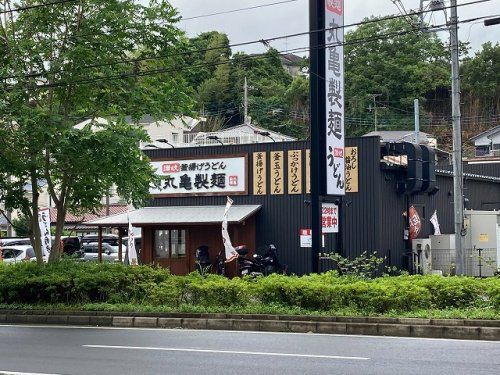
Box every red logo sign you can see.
[229,176,238,186]
[162,163,180,173]
[326,0,343,15]
[334,148,344,158]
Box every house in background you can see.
[49,204,129,236]
[136,116,296,149]
[469,125,500,157]
[279,53,307,77]
[363,130,438,148]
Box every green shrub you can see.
[0,262,498,315]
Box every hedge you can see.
[0,262,498,314]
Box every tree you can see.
[0,0,192,263]
[461,42,500,116]
[344,16,451,134]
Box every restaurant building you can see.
[87,136,500,275]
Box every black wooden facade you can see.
[144,137,500,274]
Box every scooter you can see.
[235,244,284,277]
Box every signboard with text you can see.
[325,0,345,195]
[300,229,325,248]
[322,203,339,233]
[345,146,359,193]
[150,156,248,197]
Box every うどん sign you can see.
[150,155,248,197]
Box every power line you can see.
[0,0,491,82]
[0,0,78,15]
[3,15,493,93]
[180,0,301,21]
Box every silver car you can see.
[81,242,122,262]
[1,245,48,264]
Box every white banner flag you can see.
[38,208,51,256]
[430,210,441,235]
[222,196,238,262]
[127,214,139,266]
[325,0,345,195]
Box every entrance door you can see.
[153,229,189,275]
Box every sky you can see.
[165,0,499,56]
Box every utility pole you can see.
[369,94,382,132]
[450,0,465,275]
[414,99,420,144]
[419,0,464,275]
[244,77,249,124]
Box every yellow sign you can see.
[253,152,267,195]
[345,147,359,193]
[306,149,311,194]
[288,150,302,194]
[270,151,284,195]
[479,233,489,242]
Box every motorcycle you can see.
[235,244,285,277]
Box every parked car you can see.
[61,236,84,259]
[81,242,121,262]
[0,238,31,247]
[81,234,127,260]
[0,245,48,264]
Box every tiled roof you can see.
[49,205,129,224]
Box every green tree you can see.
[461,42,500,115]
[344,16,451,134]
[11,214,32,238]
[0,0,192,263]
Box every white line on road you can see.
[0,372,62,375]
[83,344,370,361]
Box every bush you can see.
[0,261,498,315]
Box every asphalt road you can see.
[0,325,499,375]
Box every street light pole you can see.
[450,0,465,275]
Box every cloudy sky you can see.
[166,0,499,55]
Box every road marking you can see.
[0,372,62,375]
[83,344,370,361]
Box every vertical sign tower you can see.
[325,0,345,195]
[310,0,345,273]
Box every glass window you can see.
[171,230,186,258]
[172,133,179,143]
[155,230,170,259]
[2,250,16,259]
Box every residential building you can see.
[363,130,438,148]
[469,125,500,157]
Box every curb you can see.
[0,311,499,340]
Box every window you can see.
[476,146,490,157]
[172,133,179,143]
[171,230,186,258]
[155,230,170,259]
[154,229,186,259]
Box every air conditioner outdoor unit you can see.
[412,239,432,275]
